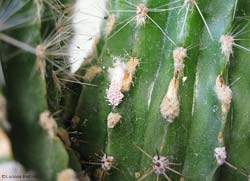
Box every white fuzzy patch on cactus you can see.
[173,47,187,73]
[107,112,121,128]
[101,154,114,171]
[39,111,58,138]
[215,75,232,113]
[160,77,180,123]
[152,155,169,176]
[214,147,227,165]
[220,35,234,60]
[68,0,107,73]
[135,4,148,26]
[106,59,126,106]
[57,168,78,181]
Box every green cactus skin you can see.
[1,1,68,180]
[74,0,250,180]
[220,0,250,180]
[181,0,235,180]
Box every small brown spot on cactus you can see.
[39,111,58,138]
[0,128,12,159]
[220,35,234,60]
[136,4,148,26]
[105,14,116,37]
[160,77,180,123]
[134,172,141,178]
[122,57,139,92]
[101,154,114,171]
[57,168,78,181]
[215,75,232,113]
[217,131,224,144]
[107,112,121,128]
[83,66,102,82]
[173,47,187,74]
[57,128,71,148]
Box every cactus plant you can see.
[75,0,250,180]
[0,0,71,180]
[1,0,250,181]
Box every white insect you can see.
[106,59,126,107]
